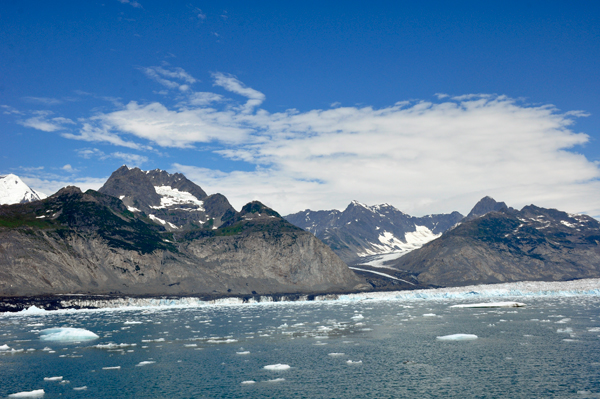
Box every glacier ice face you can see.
[39,328,99,341]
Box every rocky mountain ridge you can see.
[0,168,367,297]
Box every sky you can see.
[1,1,600,217]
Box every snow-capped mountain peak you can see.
[0,174,47,205]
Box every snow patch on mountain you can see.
[358,225,440,267]
[0,174,47,205]
[151,186,205,210]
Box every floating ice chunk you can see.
[351,314,364,320]
[588,327,600,332]
[8,390,45,398]
[207,339,237,344]
[102,366,121,370]
[423,313,436,317]
[124,321,143,325]
[73,386,87,391]
[264,364,290,370]
[346,360,362,364]
[328,353,345,357]
[450,302,525,308]
[17,306,48,315]
[136,361,156,366]
[557,328,573,333]
[184,344,197,347]
[556,318,571,324]
[40,328,99,342]
[43,377,63,382]
[0,344,10,351]
[241,381,256,385]
[436,334,478,341]
[236,351,250,355]
[141,338,165,343]
[93,343,136,349]
[266,378,285,383]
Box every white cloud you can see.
[62,122,144,149]
[56,72,600,217]
[110,152,148,166]
[17,111,75,132]
[62,164,74,172]
[140,66,196,92]
[212,72,265,112]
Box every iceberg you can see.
[436,334,478,341]
[136,361,156,366]
[43,377,63,381]
[450,302,525,308]
[8,390,45,398]
[39,328,99,342]
[264,364,290,370]
[0,344,10,351]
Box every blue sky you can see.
[2,1,600,216]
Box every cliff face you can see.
[0,185,366,297]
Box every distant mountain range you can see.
[285,201,463,265]
[0,174,46,205]
[0,167,366,297]
[286,197,600,289]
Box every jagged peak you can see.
[466,196,508,220]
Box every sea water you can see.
[2,285,600,398]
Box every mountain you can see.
[386,199,600,287]
[0,168,367,297]
[0,174,47,205]
[465,196,512,220]
[98,166,235,231]
[285,200,463,266]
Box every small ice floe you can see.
[266,378,285,383]
[328,353,345,357]
[450,302,525,308]
[0,344,10,351]
[313,341,327,346]
[423,314,436,317]
[124,321,143,325]
[587,327,600,332]
[351,314,364,320]
[136,361,156,367]
[206,339,238,344]
[92,343,136,349]
[43,377,63,382]
[346,360,362,364]
[102,366,121,370]
[556,318,571,324]
[263,364,290,371]
[141,338,165,343]
[557,328,573,333]
[17,306,48,315]
[184,344,197,347]
[236,351,251,355]
[73,386,87,391]
[241,381,256,385]
[436,334,478,341]
[8,389,45,398]
[39,328,99,342]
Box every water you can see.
[2,294,600,398]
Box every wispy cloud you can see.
[212,72,265,112]
[62,122,144,149]
[17,111,75,132]
[140,66,197,92]
[76,147,148,166]
[117,0,142,8]
[22,97,63,105]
